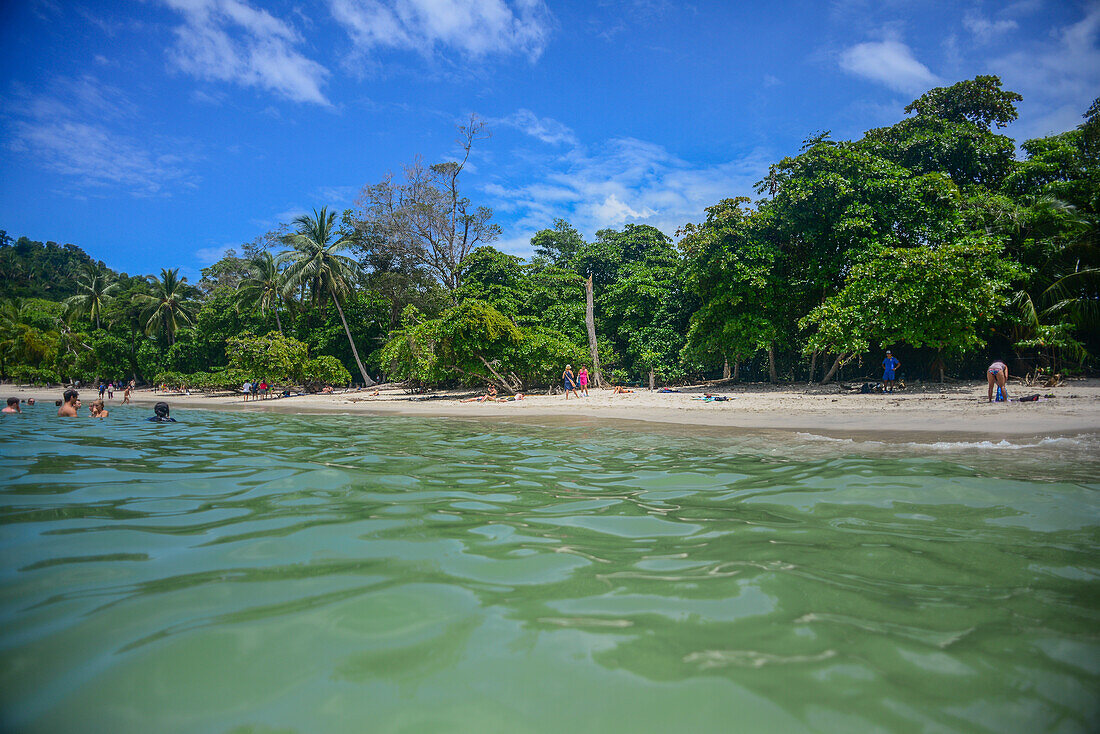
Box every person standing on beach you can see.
[242,381,251,402]
[122,384,132,404]
[987,361,1009,402]
[2,397,21,414]
[562,365,580,399]
[578,367,589,397]
[107,382,114,400]
[98,383,106,400]
[882,351,900,393]
[58,390,80,417]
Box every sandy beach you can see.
[9,378,1100,437]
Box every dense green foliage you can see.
[2,78,1097,389]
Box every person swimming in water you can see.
[147,401,177,422]
[89,399,109,418]
[2,397,21,414]
[58,390,80,417]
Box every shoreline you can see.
[7,379,1100,438]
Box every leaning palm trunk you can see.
[274,307,283,336]
[331,295,375,387]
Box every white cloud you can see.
[162,0,330,105]
[6,76,195,197]
[838,39,940,94]
[329,0,552,62]
[195,245,234,264]
[991,5,1100,141]
[481,136,771,256]
[963,12,1018,42]
[494,109,577,145]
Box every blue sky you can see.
[1,0,1098,278]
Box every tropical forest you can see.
[2,76,1097,393]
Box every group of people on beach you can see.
[241,380,273,401]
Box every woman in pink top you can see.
[986,360,1009,402]
[578,367,589,397]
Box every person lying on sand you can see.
[320,386,334,394]
[461,386,499,403]
[613,386,634,394]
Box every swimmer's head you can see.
[63,389,78,404]
[26,398,35,405]
[153,401,170,418]
[7,397,18,407]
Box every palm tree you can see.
[133,268,197,346]
[236,251,287,334]
[280,207,375,386]
[63,263,119,330]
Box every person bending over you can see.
[147,401,177,422]
[58,390,80,417]
[987,361,1009,403]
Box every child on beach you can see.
[578,368,589,397]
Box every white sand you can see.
[8,379,1100,437]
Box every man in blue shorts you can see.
[882,350,900,393]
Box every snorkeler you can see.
[147,402,177,423]
[57,390,80,417]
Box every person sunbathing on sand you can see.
[461,386,499,403]
[613,386,634,394]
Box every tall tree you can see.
[133,268,197,346]
[353,115,501,293]
[281,207,375,386]
[63,263,119,330]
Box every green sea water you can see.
[1,407,1098,733]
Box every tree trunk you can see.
[274,307,283,336]
[938,348,944,384]
[821,353,844,383]
[733,360,740,381]
[584,275,604,387]
[648,367,655,391]
[768,344,778,383]
[722,356,730,380]
[477,355,521,393]
[809,349,818,384]
[332,295,375,387]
